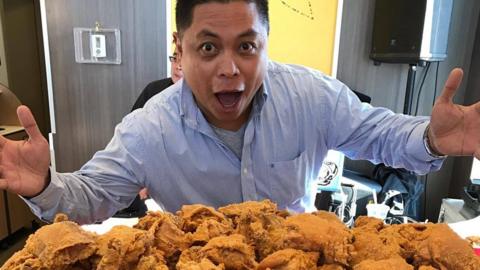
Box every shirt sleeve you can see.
[23,112,147,224]
[323,80,444,175]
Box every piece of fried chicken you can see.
[134,211,191,260]
[177,204,232,233]
[93,225,159,269]
[283,213,354,266]
[215,200,290,261]
[217,200,278,226]
[1,250,45,270]
[177,246,225,270]
[176,204,234,245]
[232,207,289,260]
[135,247,169,270]
[352,258,414,270]
[257,248,319,270]
[188,219,234,245]
[201,234,258,269]
[383,223,480,270]
[353,216,480,269]
[219,201,353,265]
[2,213,101,270]
[317,264,345,270]
[350,216,403,265]
[25,220,97,269]
[177,234,257,270]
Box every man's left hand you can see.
[429,68,480,159]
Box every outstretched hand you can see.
[429,68,480,159]
[0,105,50,197]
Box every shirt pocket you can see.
[267,150,308,208]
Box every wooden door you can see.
[0,191,8,240]
[43,0,168,171]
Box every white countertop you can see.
[0,125,24,136]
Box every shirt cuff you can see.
[423,124,447,159]
[407,121,446,162]
[21,168,64,221]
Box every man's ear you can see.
[173,32,182,57]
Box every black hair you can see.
[175,0,269,37]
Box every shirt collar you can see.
[253,74,270,117]
[179,79,198,128]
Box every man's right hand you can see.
[0,105,51,197]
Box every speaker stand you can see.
[403,64,417,115]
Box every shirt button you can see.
[243,168,248,174]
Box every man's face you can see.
[176,1,268,130]
[171,52,183,83]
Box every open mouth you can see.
[215,92,242,108]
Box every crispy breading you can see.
[283,214,354,266]
[201,234,258,269]
[352,258,413,270]
[24,221,97,269]
[188,219,233,244]
[2,200,479,269]
[257,248,319,270]
[177,204,231,233]
[177,246,225,270]
[134,211,191,259]
[94,225,155,269]
[135,247,169,270]
[0,250,46,270]
[218,200,278,226]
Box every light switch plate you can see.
[73,27,121,64]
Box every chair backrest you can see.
[351,90,372,104]
[0,83,21,125]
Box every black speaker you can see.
[370,0,453,64]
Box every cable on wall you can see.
[414,62,432,116]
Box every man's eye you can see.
[239,42,256,54]
[200,43,217,55]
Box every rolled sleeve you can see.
[329,84,445,175]
[405,121,445,173]
[22,169,65,222]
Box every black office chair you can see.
[352,89,372,103]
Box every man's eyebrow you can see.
[238,29,259,38]
[195,29,260,39]
[196,29,219,39]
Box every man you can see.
[131,49,183,110]
[0,0,479,224]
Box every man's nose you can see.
[218,54,240,78]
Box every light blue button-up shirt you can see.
[26,61,442,224]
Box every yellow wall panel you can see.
[268,0,338,75]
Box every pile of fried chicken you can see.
[2,200,479,269]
